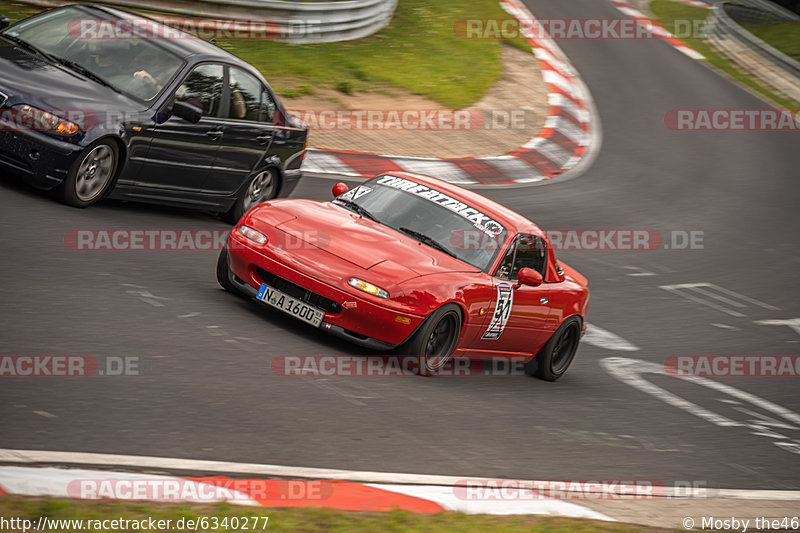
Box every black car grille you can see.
[256,267,341,314]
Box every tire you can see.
[60,139,119,207]
[525,316,582,381]
[223,168,279,224]
[216,246,238,293]
[401,304,462,376]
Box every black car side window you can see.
[228,68,262,121]
[175,64,223,117]
[494,233,547,281]
[260,88,278,123]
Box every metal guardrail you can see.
[705,1,800,104]
[25,0,398,43]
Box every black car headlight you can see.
[10,104,80,135]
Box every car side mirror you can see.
[0,16,11,31]
[517,267,543,288]
[172,101,202,123]
[332,182,349,197]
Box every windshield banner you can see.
[376,175,504,236]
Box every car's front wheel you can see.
[402,303,462,376]
[223,168,279,224]
[525,316,581,381]
[216,247,238,294]
[60,139,119,207]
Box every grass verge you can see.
[649,0,799,109]
[743,20,800,62]
[215,0,529,108]
[0,0,530,109]
[0,495,681,532]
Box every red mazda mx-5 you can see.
[217,172,589,380]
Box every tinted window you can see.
[228,67,261,121]
[175,64,223,117]
[495,233,547,280]
[260,88,277,123]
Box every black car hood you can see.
[0,38,143,114]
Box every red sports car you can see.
[217,172,589,380]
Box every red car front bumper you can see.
[226,233,425,348]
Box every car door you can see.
[137,63,225,191]
[471,233,556,354]
[203,66,279,195]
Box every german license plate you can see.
[256,283,325,327]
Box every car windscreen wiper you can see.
[50,56,121,93]
[334,199,379,222]
[1,33,56,60]
[398,227,459,259]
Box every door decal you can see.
[482,284,513,340]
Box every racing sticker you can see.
[482,284,513,340]
[375,175,504,237]
[337,185,372,202]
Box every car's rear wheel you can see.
[402,304,462,376]
[525,316,581,381]
[216,247,238,293]
[223,168,279,224]
[60,139,118,207]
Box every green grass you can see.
[743,20,800,62]
[0,0,530,109]
[649,0,799,109]
[215,0,530,108]
[0,495,680,532]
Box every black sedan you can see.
[0,4,308,221]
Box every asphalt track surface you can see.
[1,0,798,490]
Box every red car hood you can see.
[249,200,479,283]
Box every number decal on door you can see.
[482,284,513,340]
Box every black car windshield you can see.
[4,7,183,102]
[333,175,508,271]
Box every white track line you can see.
[1,449,798,500]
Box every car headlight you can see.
[348,277,389,299]
[11,105,80,135]
[237,225,268,244]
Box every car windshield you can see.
[4,7,184,102]
[333,175,508,271]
